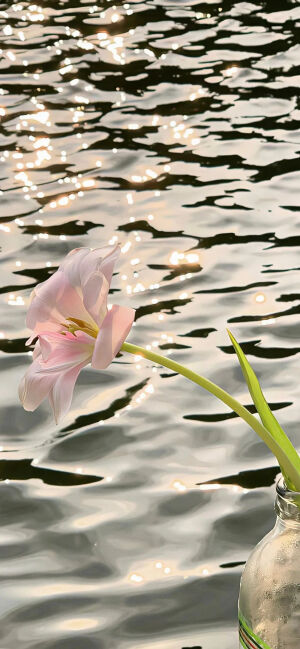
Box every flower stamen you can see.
[64,317,99,338]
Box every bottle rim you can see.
[276,474,300,499]
[276,474,300,522]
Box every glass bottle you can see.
[238,476,300,649]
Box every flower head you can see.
[19,245,135,423]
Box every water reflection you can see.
[0,0,299,648]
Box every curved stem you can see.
[121,342,300,491]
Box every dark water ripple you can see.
[0,0,299,647]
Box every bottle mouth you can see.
[276,475,300,522]
[276,475,300,499]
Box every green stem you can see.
[121,342,300,492]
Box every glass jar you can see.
[238,476,300,649]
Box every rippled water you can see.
[0,1,300,647]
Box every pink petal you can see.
[37,335,52,361]
[19,358,56,412]
[38,330,94,368]
[56,248,91,292]
[49,360,88,424]
[32,339,42,359]
[27,270,94,336]
[19,330,93,419]
[81,271,109,327]
[92,304,135,370]
[60,245,120,326]
[100,244,121,285]
[80,244,120,287]
[61,245,120,288]
[27,245,121,339]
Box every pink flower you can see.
[19,245,135,423]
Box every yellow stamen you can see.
[64,317,99,339]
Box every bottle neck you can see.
[275,476,300,527]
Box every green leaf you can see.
[123,341,300,491]
[227,329,300,490]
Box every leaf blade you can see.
[227,329,300,490]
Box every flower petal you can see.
[81,271,109,327]
[19,359,56,412]
[61,244,120,289]
[49,360,88,424]
[82,244,120,287]
[32,339,42,359]
[26,246,121,338]
[27,270,94,336]
[58,247,91,286]
[19,330,94,416]
[60,245,120,326]
[92,304,135,370]
[38,330,94,367]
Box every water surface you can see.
[0,1,299,647]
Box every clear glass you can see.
[238,477,300,649]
